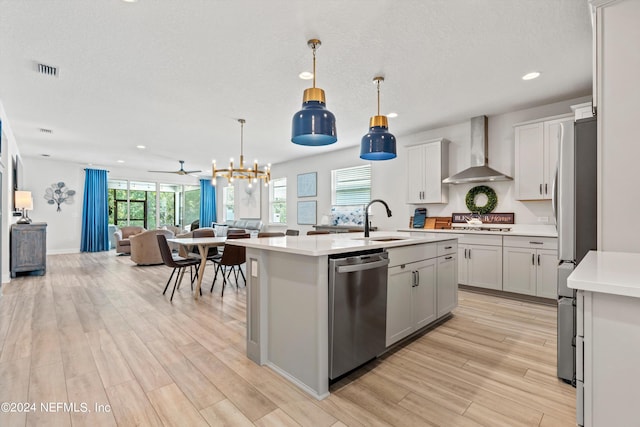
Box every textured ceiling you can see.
[0,0,593,176]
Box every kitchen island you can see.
[227,231,458,399]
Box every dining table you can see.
[166,236,227,299]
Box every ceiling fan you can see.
[148,160,202,175]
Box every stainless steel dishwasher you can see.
[328,249,389,380]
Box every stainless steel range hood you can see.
[442,115,513,184]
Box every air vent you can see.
[36,63,58,77]
[39,128,53,134]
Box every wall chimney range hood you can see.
[442,115,513,184]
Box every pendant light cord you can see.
[377,79,381,116]
[312,44,317,89]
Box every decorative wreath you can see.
[465,185,498,215]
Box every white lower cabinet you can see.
[458,235,503,290]
[437,253,457,318]
[502,236,557,298]
[386,241,457,347]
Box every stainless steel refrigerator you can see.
[554,116,597,384]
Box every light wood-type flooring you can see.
[0,252,575,426]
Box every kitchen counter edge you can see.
[397,226,557,238]
[225,232,456,257]
[568,250,640,299]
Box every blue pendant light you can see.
[292,39,337,146]
[360,76,396,160]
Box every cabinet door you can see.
[386,264,414,346]
[458,245,468,285]
[437,254,457,318]
[544,117,572,199]
[503,247,536,295]
[536,249,558,298]
[467,245,503,290]
[515,122,544,200]
[413,258,437,330]
[423,141,447,203]
[406,145,424,203]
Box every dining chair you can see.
[307,230,330,235]
[210,233,250,296]
[285,229,300,236]
[190,228,220,261]
[157,234,202,301]
[257,232,285,238]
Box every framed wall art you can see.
[237,180,261,219]
[297,172,317,198]
[297,200,317,225]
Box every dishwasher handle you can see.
[336,258,389,274]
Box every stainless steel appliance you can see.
[554,116,597,384]
[328,249,389,380]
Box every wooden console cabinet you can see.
[10,222,47,278]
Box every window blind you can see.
[333,165,371,206]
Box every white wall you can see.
[266,95,590,233]
[21,157,85,254]
[1,101,21,284]
[597,0,640,252]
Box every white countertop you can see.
[397,224,557,238]
[568,251,640,298]
[226,231,456,256]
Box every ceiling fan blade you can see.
[148,170,180,174]
[183,170,202,174]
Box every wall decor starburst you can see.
[44,182,76,212]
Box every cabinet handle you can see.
[538,254,541,266]
[411,271,417,287]
[545,183,548,194]
[532,254,535,265]
[445,256,453,260]
[445,246,452,249]
[415,270,420,286]
[468,249,471,259]
[539,184,543,195]
[529,241,543,245]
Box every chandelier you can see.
[212,119,270,186]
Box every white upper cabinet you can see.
[406,139,449,204]
[514,114,573,200]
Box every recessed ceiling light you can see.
[122,0,138,3]
[117,160,125,163]
[387,112,398,118]
[136,145,146,149]
[298,71,313,80]
[522,72,541,80]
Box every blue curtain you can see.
[199,178,217,228]
[80,169,109,252]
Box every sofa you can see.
[114,226,146,254]
[220,219,263,236]
[130,229,175,265]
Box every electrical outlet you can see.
[537,216,549,223]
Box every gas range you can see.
[450,225,512,232]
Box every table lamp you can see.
[15,190,33,224]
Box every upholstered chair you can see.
[114,226,146,254]
[130,229,175,265]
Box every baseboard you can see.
[47,248,81,255]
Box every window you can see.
[182,184,200,225]
[108,180,200,228]
[269,177,287,224]
[331,165,371,206]
[222,185,235,221]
